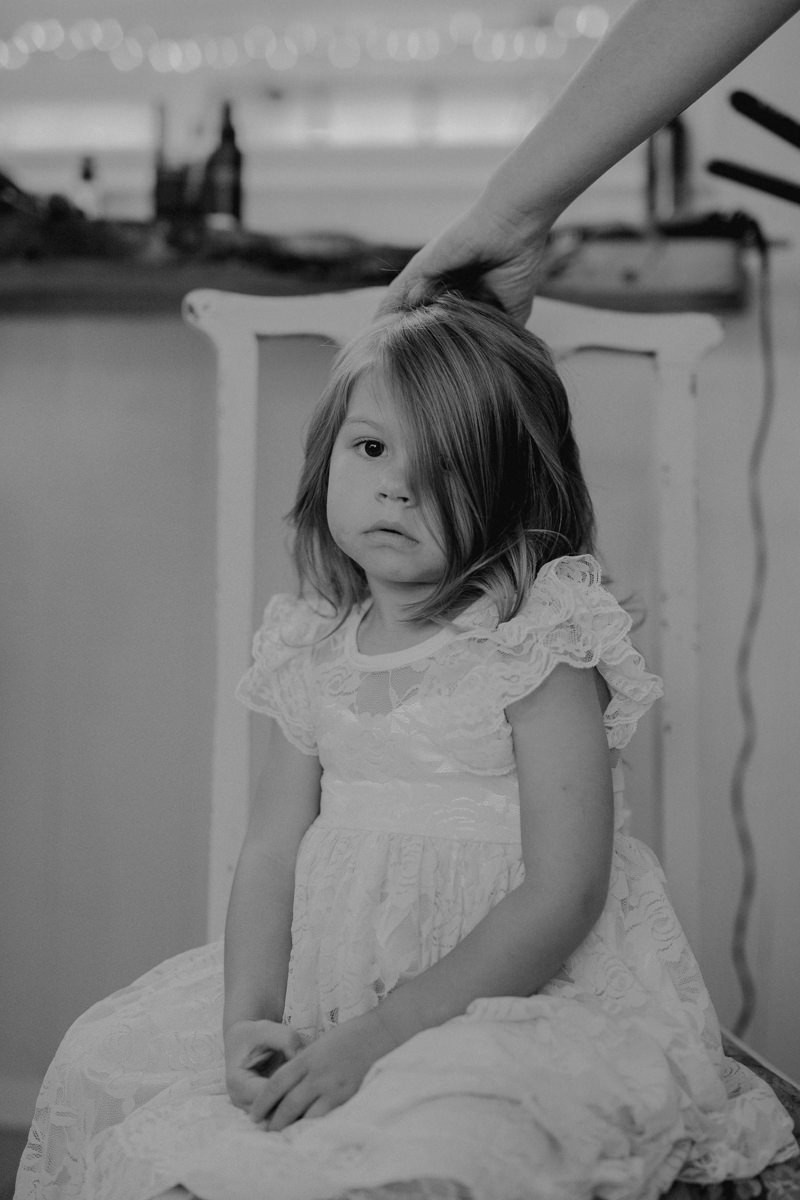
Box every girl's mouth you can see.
[365,524,416,542]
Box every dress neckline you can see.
[345,606,456,671]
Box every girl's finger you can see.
[266,1080,319,1132]
[249,1059,306,1125]
[229,1074,264,1110]
[300,1097,333,1122]
[285,1028,305,1058]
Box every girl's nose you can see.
[377,480,412,504]
[377,465,413,504]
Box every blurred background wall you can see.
[1,0,799,1128]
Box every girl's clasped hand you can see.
[244,1011,396,1130]
[223,1018,303,1111]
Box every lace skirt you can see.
[15,833,797,1200]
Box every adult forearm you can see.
[484,0,800,229]
[223,842,295,1032]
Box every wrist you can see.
[363,1005,402,1056]
[223,1001,282,1037]
[223,1017,257,1048]
[479,160,563,243]
[372,989,433,1050]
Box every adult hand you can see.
[381,198,550,326]
[249,1009,397,1131]
[224,1019,304,1111]
[381,0,800,326]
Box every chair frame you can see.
[183,286,723,946]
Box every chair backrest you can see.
[183,286,722,945]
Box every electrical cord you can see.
[727,214,773,1038]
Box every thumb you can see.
[283,1027,305,1059]
[250,1022,304,1061]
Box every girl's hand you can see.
[249,1010,397,1131]
[224,1019,304,1111]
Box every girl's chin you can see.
[362,572,441,598]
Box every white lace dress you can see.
[17,556,796,1200]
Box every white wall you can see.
[0,317,216,1123]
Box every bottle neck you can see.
[220,105,237,144]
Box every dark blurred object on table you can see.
[0,163,768,313]
[0,165,418,286]
[536,210,766,312]
[707,90,800,209]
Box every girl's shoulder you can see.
[234,594,346,751]
[511,553,628,641]
[454,554,620,642]
[451,555,663,750]
[249,593,342,666]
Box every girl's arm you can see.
[252,662,613,1128]
[223,717,321,1108]
[384,0,800,322]
[374,662,614,1035]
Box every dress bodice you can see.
[236,554,664,773]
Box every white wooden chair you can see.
[182,286,723,950]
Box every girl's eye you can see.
[357,439,385,459]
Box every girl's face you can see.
[326,375,447,603]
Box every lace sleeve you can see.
[471,556,663,750]
[235,594,334,755]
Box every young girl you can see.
[17,292,796,1200]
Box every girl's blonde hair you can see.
[291,289,595,625]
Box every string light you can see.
[576,6,610,38]
[0,7,610,73]
[95,20,124,53]
[0,39,28,69]
[409,29,441,62]
[12,22,46,52]
[69,19,104,51]
[473,29,522,63]
[109,37,144,72]
[513,28,549,59]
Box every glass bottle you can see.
[203,101,243,231]
[75,155,100,219]
[645,116,689,227]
